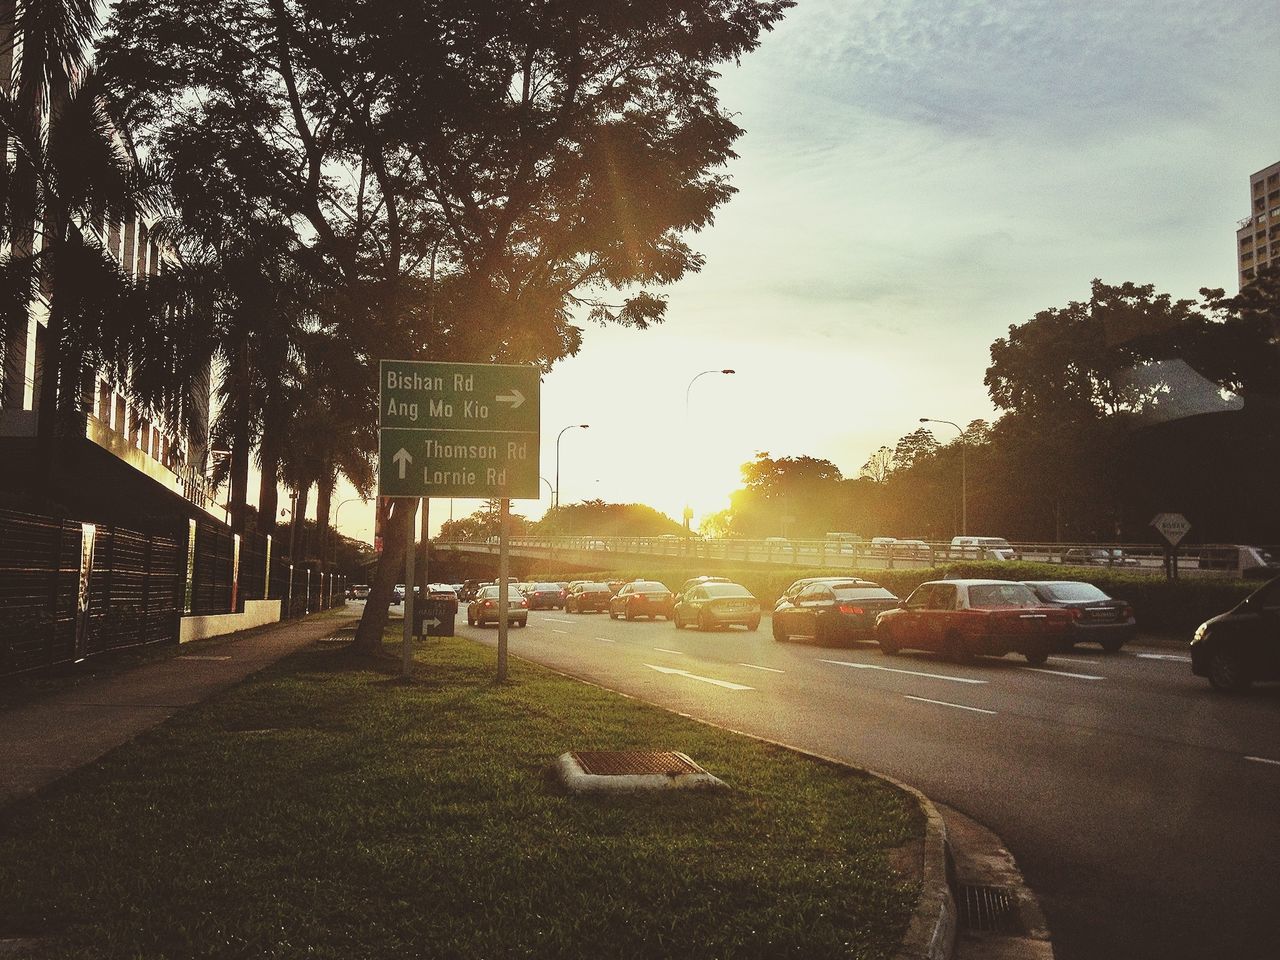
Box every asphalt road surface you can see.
[440,606,1280,960]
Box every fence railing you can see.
[433,535,1276,579]
[1,507,348,678]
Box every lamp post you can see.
[540,476,555,500]
[554,424,589,508]
[920,417,966,536]
[684,369,735,535]
[331,496,365,568]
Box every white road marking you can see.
[541,617,573,624]
[177,655,232,661]
[819,659,987,685]
[1049,656,1100,665]
[553,629,569,635]
[653,647,686,655]
[1020,667,1106,681]
[738,663,785,674]
[1245,756,1280,767]
[904,695,996,715]
[644,664,754,691]
[594,637,616,643]
[1136,653,1191,663]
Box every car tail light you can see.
[1121,605,1134,619]
[1070,608,1083,620]
[483,600,493,608]
[838,605,864,615]
[520,599,528,608]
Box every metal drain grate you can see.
[956,883,1019,933]
[570,750,705,777]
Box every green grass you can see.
[0,634,922,960]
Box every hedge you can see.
[525,561,1261,635]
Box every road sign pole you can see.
[402,503,415,678]
[497,497,510,682]
[418,496,430,601]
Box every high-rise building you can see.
[1235,160,1280,289]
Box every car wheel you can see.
[625,606,635,621]
[746,618,759,632]
[772,619,787,642]
[1100,637,1125,654]
[673,612,685,629]
[699,611,713,632]
[877,631,899,656]
[466,615,474,627]
[516,619,526,628]
[1208,651,1251,693]
[1024,650,1049,666]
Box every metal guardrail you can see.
[433,536,1277,578]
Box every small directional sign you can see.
[1150,512,1191,547]
[379,360,540,499]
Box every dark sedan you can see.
[609,581,674,621]
[525,582,566,610]
[1191,576,1280,692]
[565,582,612,614]
[774,576,874,611]
[773,581,899,644]
[674,582,761,631]
[1023,580,1136,653]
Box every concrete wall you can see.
[179,599,282,644]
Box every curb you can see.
[505,653,957,960]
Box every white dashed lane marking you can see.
[594,637,615,643]
[1136,653,1192,663]
[553,629,569,635]
[1020,667,1106,681]
[738,663,785,674]
[904,695,996,715]
[819,659,987,685]
[653,647,686,655]
[1245,756,1280,767]
[644,664,754,691]
[541,618,573,624]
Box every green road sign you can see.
[378,361,541,499]
[380,360,540,432]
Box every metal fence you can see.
[1,507,348,678]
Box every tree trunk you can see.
[257,420,280,538]
[315,472,335,569]
[228,341,251,534]
[292,481,311,560]
[353,497,417,654]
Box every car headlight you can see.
[1193,622,1208,642]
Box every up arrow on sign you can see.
[1150,512,1191,547]
[392,447,413,479]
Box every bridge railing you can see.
[433,536,1276,578]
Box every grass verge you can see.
[0,633,922,960]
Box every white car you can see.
[950,537,1016,561]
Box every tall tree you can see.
[102,0,793,656]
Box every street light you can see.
[920,417,966,536]
[331,496,366,567]
[555,424,590,508]
[684,369,735,534]
[540,476,555,500]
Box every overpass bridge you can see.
[430,536,1252,578]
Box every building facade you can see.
[1236,160,1280,289]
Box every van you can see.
[1198,545,1280,580]
[950,536,1016,561]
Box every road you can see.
[436,605,1280,960]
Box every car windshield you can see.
[1037,582,1109,602]
[968,583,1039,608]
[580,583,608,591]
[833,586,897,600]
[633,582,668,592]
[534,583,560,591]
[704,583,751,598]
[477,587,499,599]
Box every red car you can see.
[874,579,1073,665]
[609,581,675,621]
[565,582,612,614]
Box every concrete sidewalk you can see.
[0,612,357,811]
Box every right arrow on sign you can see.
[495,388,525,409]
[393,447,413,479]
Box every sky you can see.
[330,0,1280,545]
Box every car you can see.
[525,582,567,610]
[1062,548,1138,567]
[606,580,626,596]
[459,579,487,602]
[949,537,1016,561]
[426,583,459,615]
[350,584,371,600]
[392,584,406,604]
[775,576,874,611]
[1198,545,1280,580]
[465,585,528,627]
[609,581,675,621]
[1191,576,1280,692]
[773,581,900,644]
[565,581,612,613]
[675,576,731,600]
[1022,580,1136,652]
[874,579,1074,665]
[674,581,761,631]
